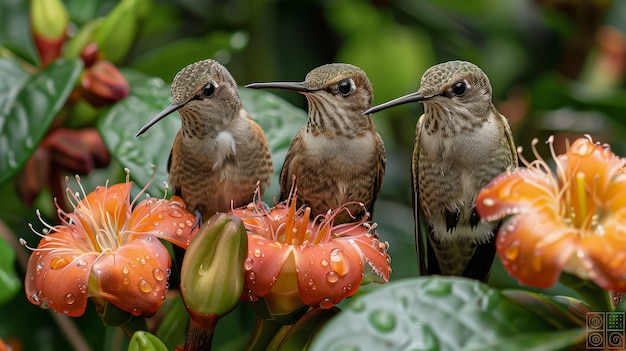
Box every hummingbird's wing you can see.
[412,115,431,277]
[499,110,519,167]
[278,128,305,202]
[167,130,183,198]
[367,133,386,218]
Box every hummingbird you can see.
[246,63,386,223]
[364,60,517,282]
[135,59,273,226]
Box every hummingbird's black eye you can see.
[337,79,353,97]
[452,81,467,97]
[202,82,216,97]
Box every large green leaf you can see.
[98,68,173,198]
[0,236,20,304]
[99,68,305,201]
[0,58,83,186]
[309,277,585,351]
[0,58,30,117]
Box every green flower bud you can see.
[30,0,68,40]
[95,0,139,63]
[30,0,69,67]
[63,19,102,59]
[181,213,248,322]
[128,331,168,351]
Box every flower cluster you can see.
[477,136,626,291]
[231,188,392,315]
[23,169,198,317]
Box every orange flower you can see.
[231,189,391,314]
[476,136,626,290]
[23,169,198,317]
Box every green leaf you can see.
[0,0,38,65]
[0,58,30,115]
[100,69,305,202]
[309,277,584,351]
[502,290,586,329]
[98,68,173,198]
[155,295,188,350]
[0,58,83,186]
[128,331,168,351]
[0,236,20,304]
[129,31,247,82]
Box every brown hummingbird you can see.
[246,63,386,223]
[135,59,273,226]
[365,60,517,282]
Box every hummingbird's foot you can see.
[445,209,460,233]
[192,208,203,230]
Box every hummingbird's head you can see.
[418,60,493,118]
[135,59,242,137]
[246,63,374,136]
[363,60,494,119]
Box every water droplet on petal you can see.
[175,228,184,236]
[169,210,183,218]
[138,279,152,293]
[326,271,339,283]
[123,277,130,285]
[505,241,521,261]
[122,266,129,275]
[369,309,396,332]
[320,258,329,267]
[185,219,194,227]
[254,249,261,258]
[36,262,44,272]
[40,299,50,309]
[153,268,165,281]
[248,271,256,281]
[166,269,172,277]
[157,214,164,220]
[319,298,334,309]
[329,248,350,276]
[64,293,75,305]
[50,256,68,269]
[244,258,254,271]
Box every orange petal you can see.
[496,211,578,289]
[476,168,558,222]
[24,227,97,317]
[127,196,198,248]
[245,234,292,298]
[294,240,364,308]
[92,236,170,317]
[345,232,392,284]
[559,138,626,200]
[603,176,626,212]
[579,213,626,291]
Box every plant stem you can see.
[184,313,218,351]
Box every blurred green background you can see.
[2,0,626,349]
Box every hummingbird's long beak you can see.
[245,81,314,93]
[135,102,184,137]
[363,92,426,115]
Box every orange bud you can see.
[80,61,129,107]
